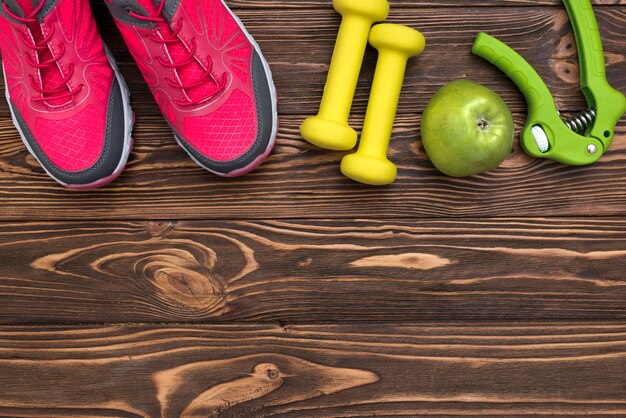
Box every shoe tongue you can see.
[16,0,36,13]
[37,46,71,106]
[138,0,219,105]
[169,42,218,105]
[28,2,72,105]
[133,0,161,15]
[4,0,69,105]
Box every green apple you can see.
[421,80,514,177]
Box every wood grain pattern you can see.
[0,5,624,220]
[0,323,625,417]
[2,218,626,323]
[1,1,625,414]
[1,115,624,220]
[90,5,626,116]
[228,0,626,7]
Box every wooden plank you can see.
[0,6,619,119]
[1,115,625,220]
[85,5,625,116]
[1,219,626,324]
[227,0,626,7]
[0,323,625,416]
[0,6,624,220]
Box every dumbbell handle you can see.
[358,51,409,156]
[318,16,376,122]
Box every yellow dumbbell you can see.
[341,24,425,185]
[300,0,389,151]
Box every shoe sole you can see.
[172,0,279,178]
[3,44,134,190]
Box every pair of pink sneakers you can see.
[0,0,278,189]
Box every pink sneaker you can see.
[105,0,278,177]
[0,0,133,189]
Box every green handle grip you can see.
[564,0,626,150]
[471,32,557,120]
[563,0,605,90]
[471,1,626,166]
[472,32,604,165]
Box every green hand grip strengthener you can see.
[471,0,626,166]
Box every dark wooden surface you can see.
[1,323,626,417]
[1,0,625,416]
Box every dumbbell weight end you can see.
[300,117,358,151]
[301,0,389,151]
[341,24,425,185]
